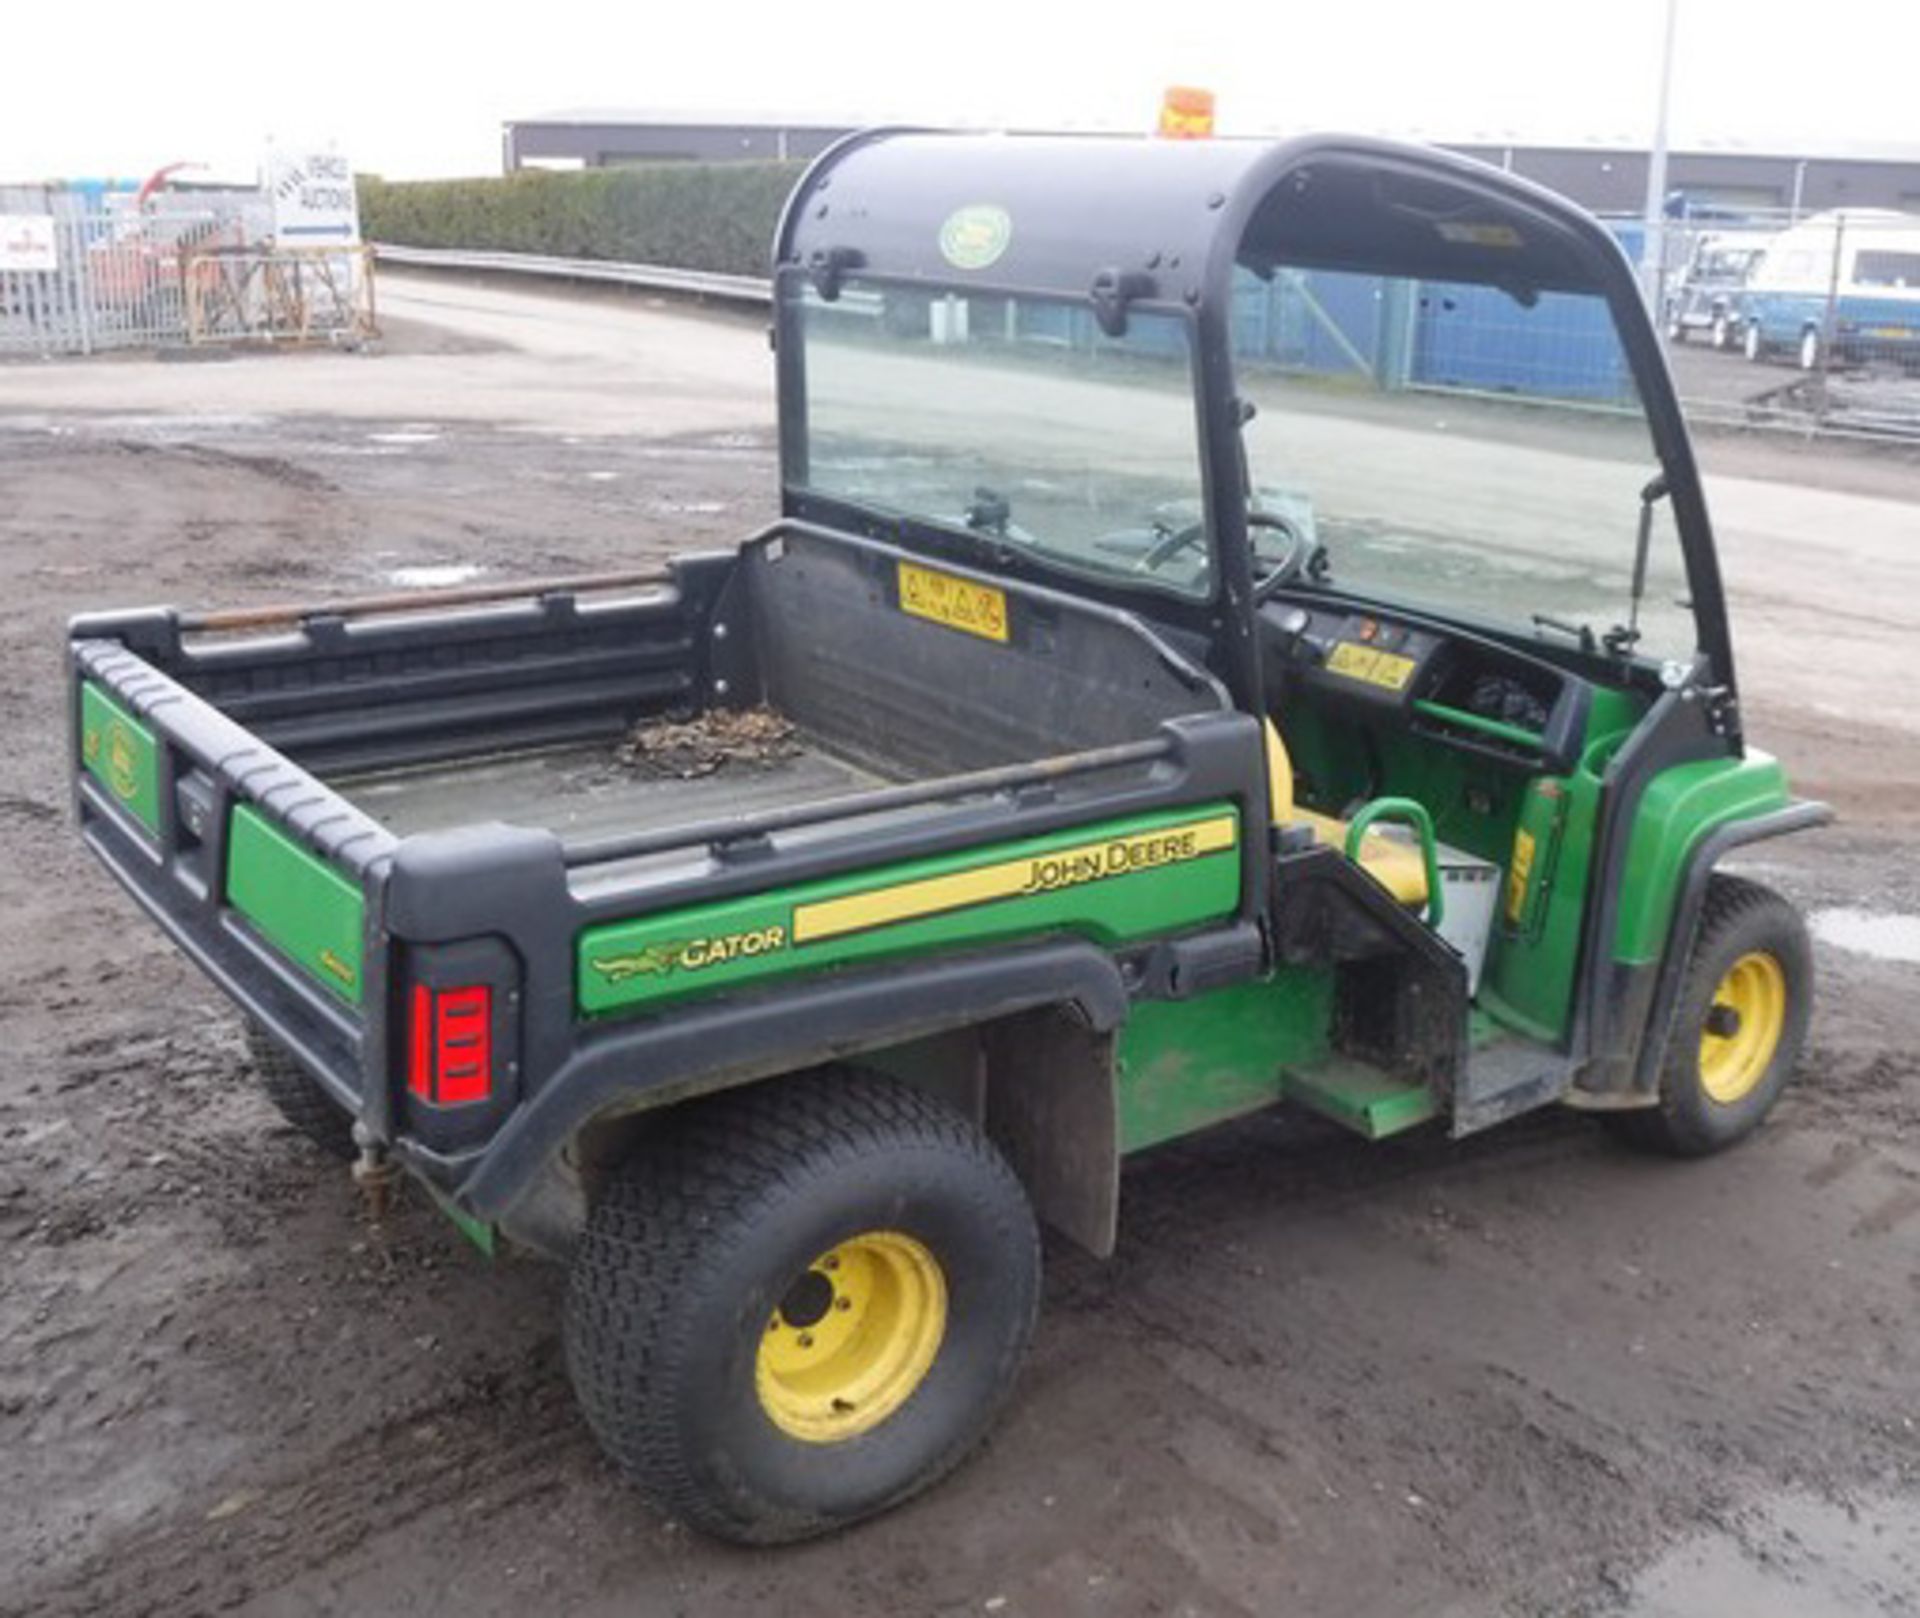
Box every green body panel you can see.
[1116,969,1333,1152]
[1581,685,1647,741]
[1476,734,1613,1043]
[1282,1056,1442,1139]
[1454,687,1641,1043]
[79,683,161,835]
[1611,748,1790,964]
[579,803,1242,1017]
[1462,688,1644,1043]
[226,806,367,1005]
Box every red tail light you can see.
[408,982,493,1105]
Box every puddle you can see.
[1627,1491,1920,1617]
[652,499,725,515]
[366,430,441,446]
[585,470,621,482]
[1810,907,1920,965]
[384,565,483,589]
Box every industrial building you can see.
[502,110,1920,218]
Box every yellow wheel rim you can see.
[755,1230,947,1443]
[1698,950,1787,1104]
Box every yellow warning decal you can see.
[1326,641,1417,691]
[1436,221,1525,249]
[1506,828,1537,925]
[897,561,1009,643]
[793,814,1237,944]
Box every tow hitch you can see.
[350,1125,399,1223]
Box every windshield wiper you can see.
[964,486,1013,538]
[1533,613,1598,654]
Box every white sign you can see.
[268,150,360,245]
[0,215,58,272]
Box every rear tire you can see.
[1607,875,1812,1157]
[565,1069,1040,1544]
[1744,321,1767,362]
[1710,313,1732,350]
[245,1022,355,1160]
[1799,327,1822,372]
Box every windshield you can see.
[1234,264,1694,657]
[791,280,1213,598]
[1694,247,1758,281]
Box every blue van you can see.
[1740,210,1920,370]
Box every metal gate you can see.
[0,189,260,357]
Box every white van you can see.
[1739,209,1920,370]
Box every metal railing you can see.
[372,243,772,305]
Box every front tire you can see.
[1710,313,1732,350]
[1744,321,1768,363]
[1608,875,1812,1157]
[565,1069,1041,1544]
[1799,327,1822,372]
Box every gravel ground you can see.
[1,282,1916,1617]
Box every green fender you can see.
[1611,748,1792,966]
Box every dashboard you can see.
[1257,599,1592,772]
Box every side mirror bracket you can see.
[1089,268,1158,338]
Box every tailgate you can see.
[71,637,398,1118]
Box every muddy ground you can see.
[2,287,1917,1616]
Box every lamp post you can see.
[1641,0,1680,310]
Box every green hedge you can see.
[359,162,804,278]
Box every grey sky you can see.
[7,0,1917,183]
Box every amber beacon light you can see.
[1157,86,1216,139]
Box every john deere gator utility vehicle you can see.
[69,130,1828,1542]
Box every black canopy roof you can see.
[777,131,1633,306]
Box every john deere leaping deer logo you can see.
[591,925,788,983]
[938,204,1012,271]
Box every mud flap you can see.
[982,1009,1119,1258]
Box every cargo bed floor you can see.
[334,737,893,846]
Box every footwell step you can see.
[1283,1056,1441,1140]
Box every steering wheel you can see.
[1250,512,1314,600]
[1134,510,1311,593]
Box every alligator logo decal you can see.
[590,925,789,983]
[591,941,688,982]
